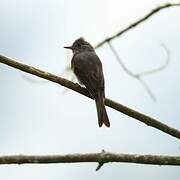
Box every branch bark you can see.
[0,54,180,139]
[0,152,179,168]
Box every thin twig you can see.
[107,41,157,101]
[0,54,180,139]
[0,152,179,167]
[94,3,180,49]
[137,77,156,102]
[94,3,178,100]
[107,42,170,102]
[107,42,134,76]
[137,44,170,76]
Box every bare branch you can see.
[107,41,157,102]
[0,54,180,139]
[94,3,180,49]
[137,77,156,102]
[107,42,171,102]
[107,42,134,76]
[137,44,170,76]
[0,152,179,167]
[94,3,177,101]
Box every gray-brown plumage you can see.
[64,38,110,127]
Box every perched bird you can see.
[64,38,110,127]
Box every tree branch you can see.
[0,54,180,139]
[107,43,170,102]
[107,41,157,101]
[94,3,180,49]
[0,152,179,168]
[137,44,170,76]
[94,3,178,101]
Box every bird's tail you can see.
[95,92,110,127]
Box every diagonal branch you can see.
[94,3,180,49]
[0,54,180,139]
[0,152,179,167]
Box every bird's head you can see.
[64,38,94,54]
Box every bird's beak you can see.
[64,46,73,50]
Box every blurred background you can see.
[0,0,180,179]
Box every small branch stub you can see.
[96,150,106,171]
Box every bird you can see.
[64,38,110,127]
